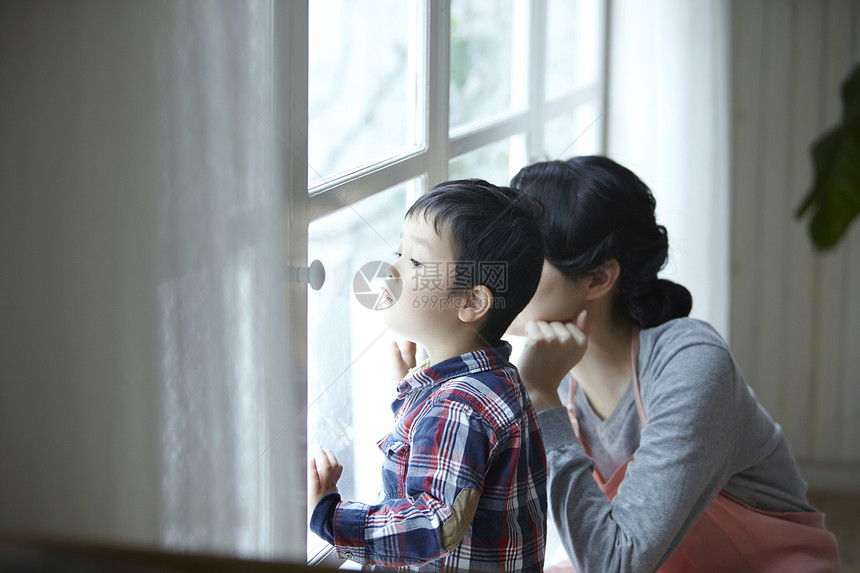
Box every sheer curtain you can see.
[606,0,730,337]
[0,0,302,561]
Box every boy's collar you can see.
[396,342,513,397]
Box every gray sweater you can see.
[538,318,813,572]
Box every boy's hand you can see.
[391,339,418,380]
[308,445,343,510]
[518,310,588,411]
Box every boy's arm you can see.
[328,398,493,568]
[309,492,339,544]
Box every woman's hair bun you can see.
[623,278,692,328]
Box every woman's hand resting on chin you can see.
[518,310,588,411]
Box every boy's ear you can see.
[458,285,493,324]
[584,259,621,300]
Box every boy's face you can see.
[383,214,469,349]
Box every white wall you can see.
[730,0,860,492]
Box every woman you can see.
[508,156,839,572]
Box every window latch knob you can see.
[291,259,325,291]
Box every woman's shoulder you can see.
[640,317,728,355]
[637,317,739,395]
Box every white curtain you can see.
[606,0,731,338]
[0,0,302,561]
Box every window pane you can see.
[544,102,602,160]
[450,0,526,130]
[448,136,526,186]
[308,180,420,511]
[309,0,423,188]
[545,0,602,99]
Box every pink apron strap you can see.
[566,376,583,444]
[631,327,647,425]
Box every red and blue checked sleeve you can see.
[329,397,496,568]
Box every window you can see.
[303,0,606,566]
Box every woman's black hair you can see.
[510,155,692,328]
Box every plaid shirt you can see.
[314,343,547,571]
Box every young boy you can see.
[308,179,548,572]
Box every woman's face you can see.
[507,260,588,336]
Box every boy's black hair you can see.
[405,179,545,346]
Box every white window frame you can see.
[306,0,608,221]
[284,0,609,563]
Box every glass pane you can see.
[450,0,526,130]
[448,136,526,186]
[545,0,602,99]
[544,102,602,160]
[308,180,421,515]
[309,0,423,188]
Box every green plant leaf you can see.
[796,63,860,251]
